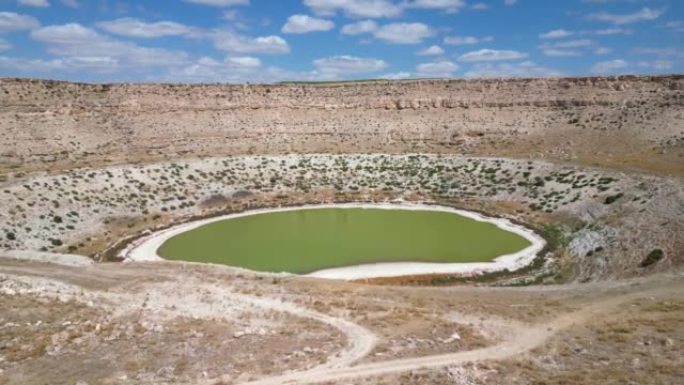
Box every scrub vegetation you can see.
[0,153,678,280]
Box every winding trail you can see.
[0,257,377,380]
[1,257,679,385]
[235,286,671,385]
[220,292,378,371]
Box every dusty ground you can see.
[0,258,681,385]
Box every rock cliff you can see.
[1,76,682,174]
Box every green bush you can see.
[604,193,624,205]
[640,249,664,268]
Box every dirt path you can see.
[1,258,680,385]
[212,292,378,374]
[236,284,677,385]
[0,258,377,379]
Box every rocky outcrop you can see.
[1,76,682,173]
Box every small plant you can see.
[640,249,664,268]
[540,225,567,251]
[604,193,624,205]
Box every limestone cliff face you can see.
[1,76,682,171]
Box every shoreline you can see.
[120,202,546,280]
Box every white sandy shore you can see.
[121,203,546,280]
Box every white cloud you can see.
[0,56,120,73]
[60,0,79,7]
[97,18,202,38]
[404,0,466,13]
[0,38,12,51]
[417,45,444,55]
[443,35,493,45]
[164,55,311,83]
[415,60,459,77]
[592,27,630,35]
[0,12,40,33]
[470,3,489,11]
[582,0,641,2]
[380,71,411,79]
[637,60,673,70]
[282,14,334,34]
[342,21,433,45]
[594,47,612,55]
[542,49,583,57]
[30,23,188,69]
[665,21,684,33]
[18,0,49,7]
[183,0,249,6]
[341,20,378,35]
[226,56,261,67]
[590,59,628,74]
[374,22,433,44]
[539,39,593,57]
[588,7,664,25]
[458,49,527,62]
[539,29,574,39]
[214,31,290,54]
[313,55,387,75]
[550,39,593,48]
[304,0,402,19]
[540,27,631,39]
[464,61,562,78]
[633,47,684,59]
[165,56,341,84]
[504,0,517,5]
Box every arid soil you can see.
[0,76,683,384]
[0,258,682,385]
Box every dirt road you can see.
[1,257,681,385]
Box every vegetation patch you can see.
[640,249,664,268]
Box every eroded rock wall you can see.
[1,76,682,173]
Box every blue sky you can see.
[0,0,681,83]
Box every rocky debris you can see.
[443,333,461,344]
[234,327,268,339]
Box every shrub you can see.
[540,225,567,250]
[640,249,664,268]
[604,193,624,205]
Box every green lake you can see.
[158,207,532,274]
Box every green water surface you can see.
[158,208,531,274]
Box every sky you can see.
[0,0,681,83]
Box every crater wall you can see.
[1,76,682,174]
